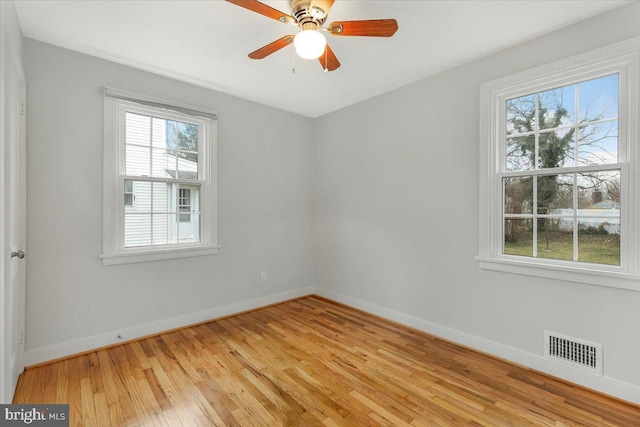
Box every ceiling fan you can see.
[226,0,398,72]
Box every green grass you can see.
[504,231,620,265]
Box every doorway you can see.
[1,33,27,403]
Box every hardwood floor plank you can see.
[93,392,112,426]
[67,358,84,427]
[80,376,98,426]
[13,296,640,426]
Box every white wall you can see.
[23,39,314,363]
[313,2,640,402]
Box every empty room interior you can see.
[3,0,640,425]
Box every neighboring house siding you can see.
[551,207,621,234]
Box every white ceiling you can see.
[14,0,629,118]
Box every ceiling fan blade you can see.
[248,35,294,59]
[327,19,398,37]
[226,0,294,23]
[309,0,335,18]
[318,44,340,72]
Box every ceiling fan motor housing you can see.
[291,0,328,27]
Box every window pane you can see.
[577,171,620,210]
[125,145,150,176]
[177,152,198,179]
[181,123,198,152]
[152,117,167,149]
[578,121,618,165]
[128,181,150,212]
[537,218,573,261]
[506,135,534,171]
[125,113,151,147]
[124,180,133,192]
[166,121,199,152]
[506,94,536,135]
[152,182,171,213]
[152,214,178,246]
[538,128,575,169]
[151,148,176,178]
[537,174,573,215]
[538,85,575,130]
[504,218,533,257]
[578,220,620,265]
[179,214,200,243]
[504,177,533,214]
[578,74,618,123]
[165,120,178,150]
[125,214,151,247]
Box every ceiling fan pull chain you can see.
[292,44,297,73]
[324,47,328,73]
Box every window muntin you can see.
[501,74,621,267]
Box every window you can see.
[478,39,640,290]
[102,88,218,265]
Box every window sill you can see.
[476,256,640,292]
[101,245,220,266]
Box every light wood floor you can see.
[13,296,640,426]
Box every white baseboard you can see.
[23,285,640,405]
[313,287,640,405]
[24,287,314,367]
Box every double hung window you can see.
[102,89,218,265]
[478,39,640,290]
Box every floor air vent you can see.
[544,331,602,375]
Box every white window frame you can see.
[478,37,640,291]
[101,87,219,265]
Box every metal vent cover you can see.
[544,331,602,375]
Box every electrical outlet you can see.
[260,271,268,282]
[19,329,24,344]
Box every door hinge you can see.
[20,101,25,115]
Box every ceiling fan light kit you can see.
[227,0,398,72]
[294,25,327,60]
